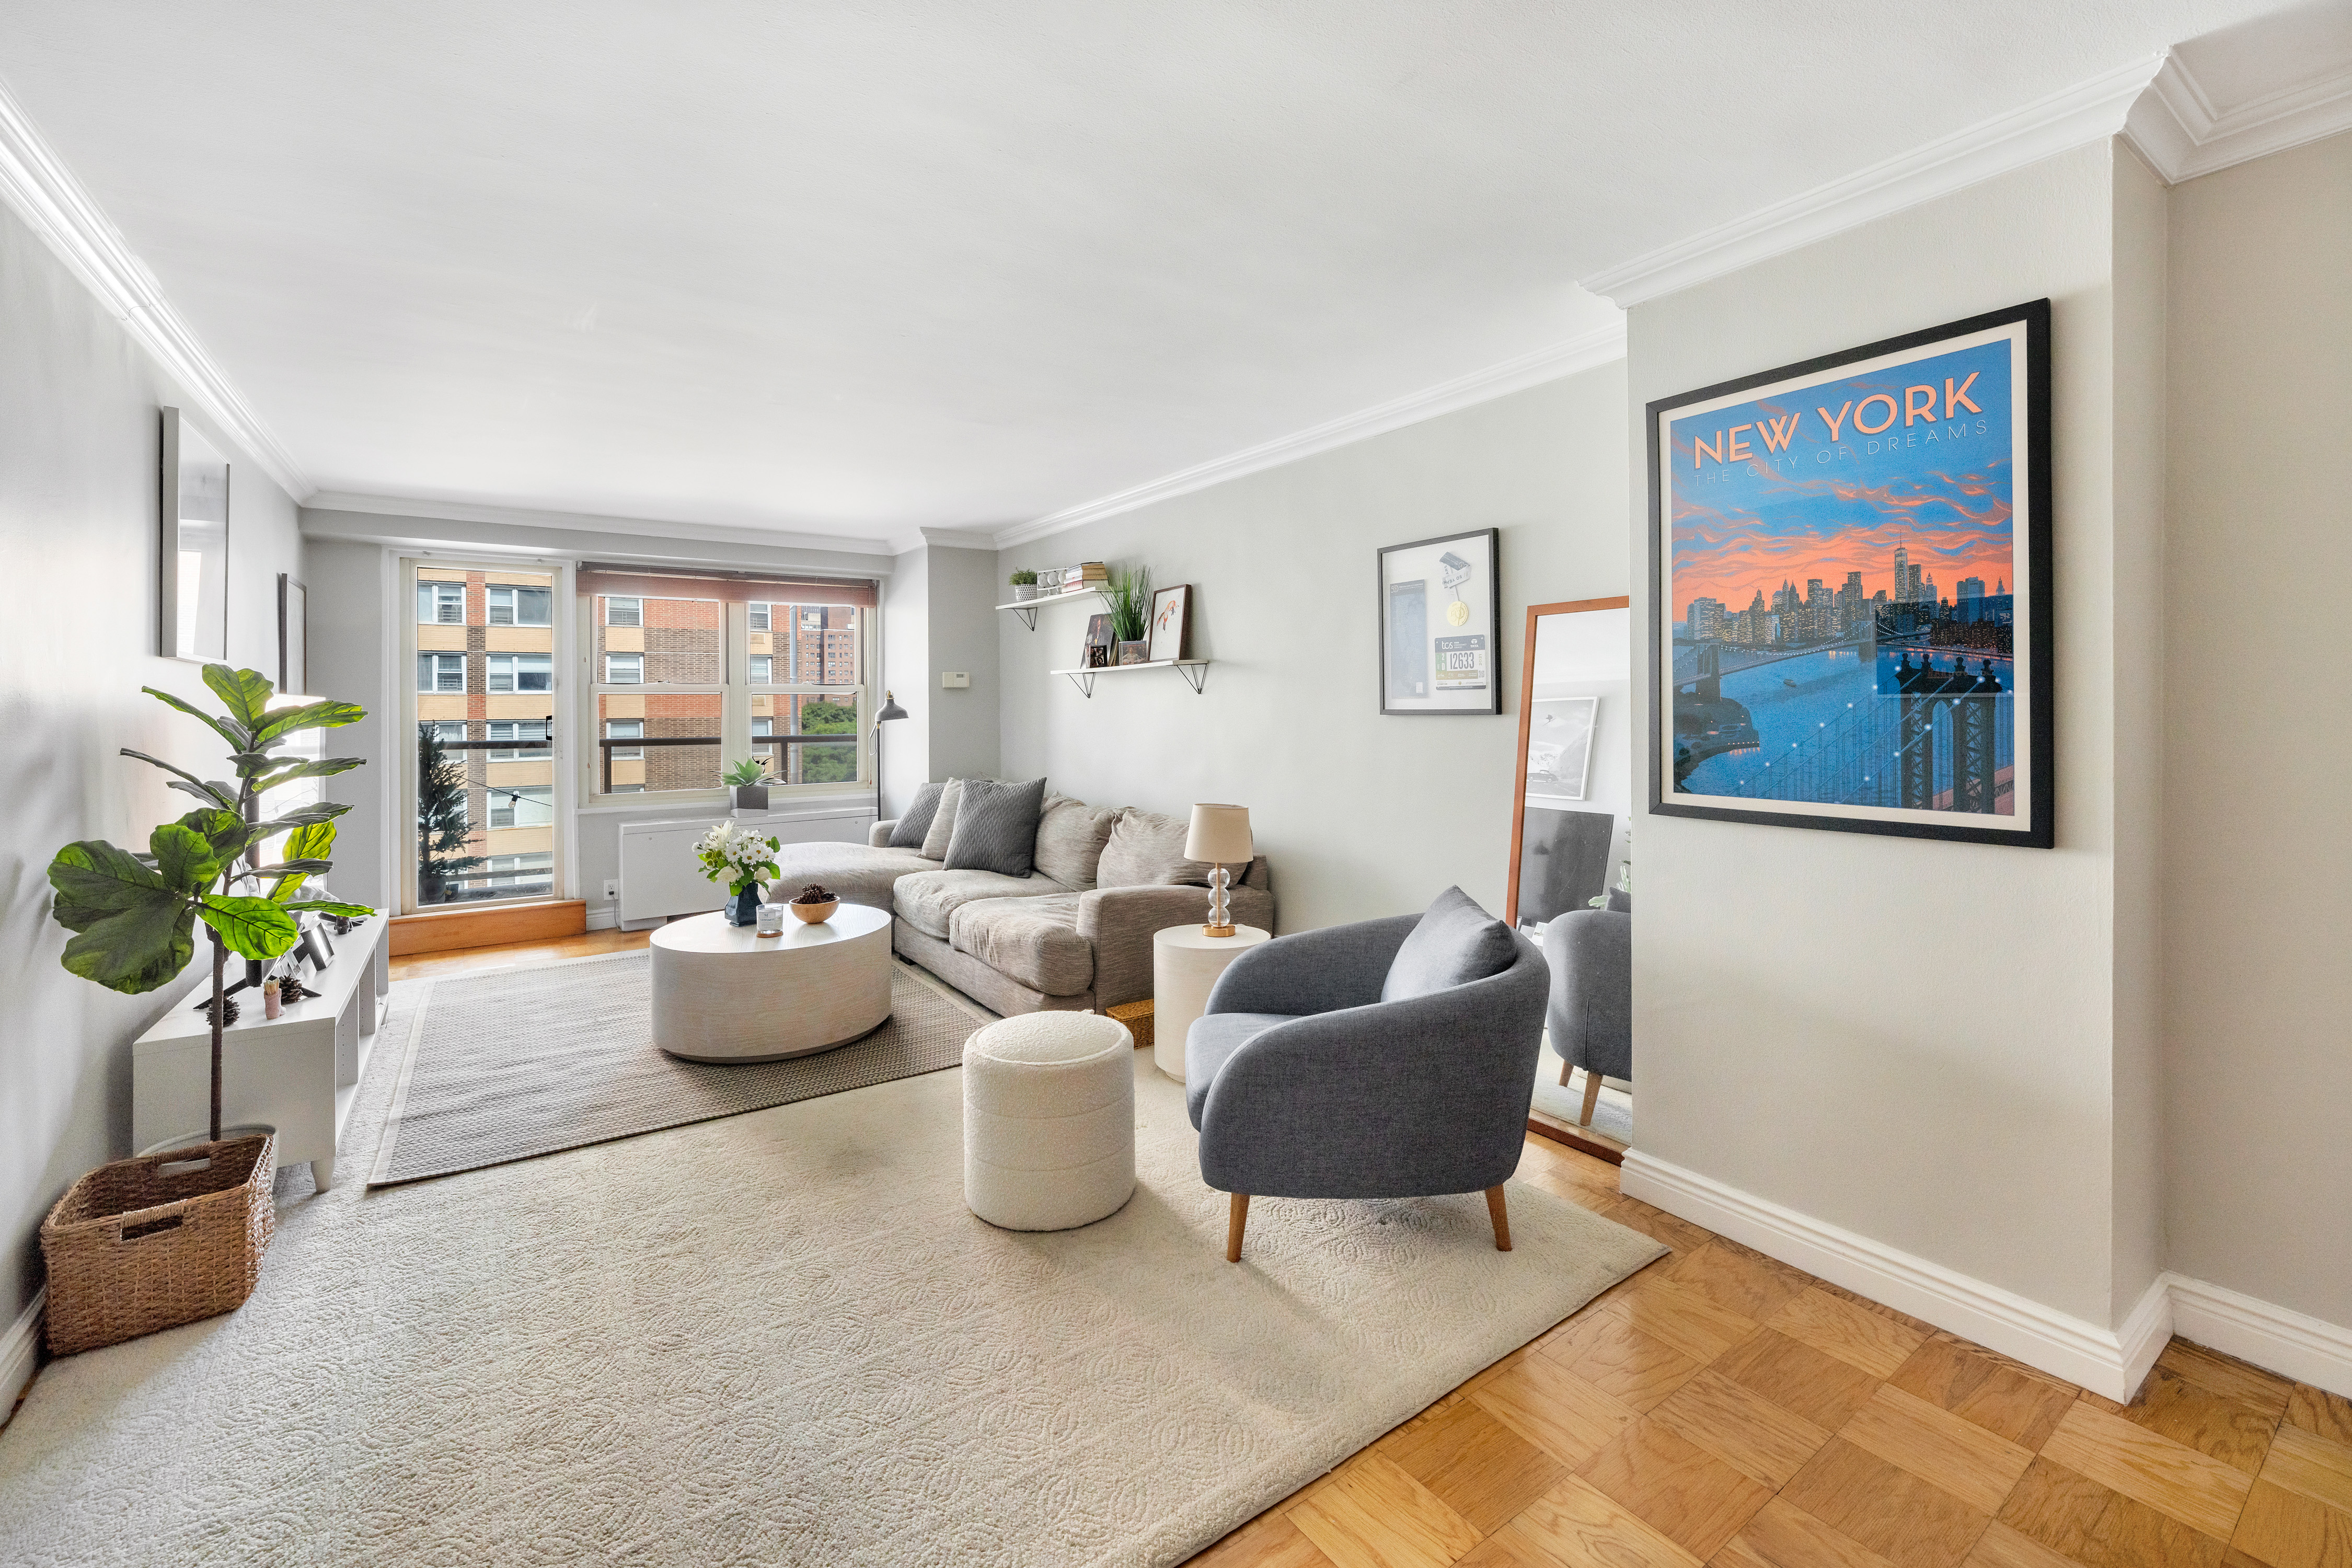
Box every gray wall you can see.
[2162,130,2352,1331]
[923,544,1002,786]
[998,364,1630,934]
[0,201,308,1326]
[1625,141,2162,1330]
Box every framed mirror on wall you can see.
[158,407,230,662]
[1507,595,1633,1159]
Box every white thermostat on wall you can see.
[941,671,971,688]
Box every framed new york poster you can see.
[1647,299,2053,847]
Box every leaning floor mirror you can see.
[1507,596,1632,1158]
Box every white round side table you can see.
[649,904,892,1062]
[1151,924,1271,1081]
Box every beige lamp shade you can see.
[1184,803,1252,864]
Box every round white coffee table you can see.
[1151,924,1271,1081]
[649,904,892,1062]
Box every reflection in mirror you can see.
[1508,598,1633,1158]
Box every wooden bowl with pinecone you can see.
[788,883,839,924]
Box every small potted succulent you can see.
[695,822,781,925]
[722,757,771,813]
[1008,568,1039,602]
[788,882,840,924]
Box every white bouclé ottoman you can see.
[963,1012,1136,1231]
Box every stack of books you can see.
[1038,562,1108,593]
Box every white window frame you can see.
[419,582,466,624]
[604,652,643,684]
[486,652,553,694]
[604,595,641,627]
[418,652,466,693]
[487,583,554,627]
[580,590,871,806]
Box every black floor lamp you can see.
[873,690,908,826]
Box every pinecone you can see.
[193,994,240,1027]
[793,883,836,905]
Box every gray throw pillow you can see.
[1381,885,1518,1004]
[1094,808,1215,889]
[1031,793,1119,888]
[887,781,946,850]
[919,779,965,861]
[944,777,1048,877]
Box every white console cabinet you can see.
[132,910,391,1191]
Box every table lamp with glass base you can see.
[1184,803,1253,938]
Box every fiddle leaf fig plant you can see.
[45,663,371,1142]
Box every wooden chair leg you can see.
[1558,1053,1573,1087]
[1485,1185,1512,1251]
[1226,1193,1250,1262]
[1579,1067,1604,1127]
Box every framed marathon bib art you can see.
[1647,300,2053,847]
[1378,527,1501,716]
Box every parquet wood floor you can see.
[1187,1135,2352,1568]
[396,932,2352,1568]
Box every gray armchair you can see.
[1185,912,1550,1260]
[1543,908,1631,1127]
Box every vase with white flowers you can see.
[696,821,781,925]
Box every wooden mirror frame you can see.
[1505,595,1631,927]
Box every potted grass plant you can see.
[39,663,366,1354]
[1104,563,1151,664]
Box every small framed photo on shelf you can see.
[1082,613,1114,668]
[1377,527,1500,715]
[1147,584,1191,662]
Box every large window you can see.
[581,575,873,803]
[487,653,552,694]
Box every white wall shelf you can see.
[997,585,1106,630]
[1051,659,1209,698]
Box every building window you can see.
[426,720,466,743]
[489,785,554,829]
[487,584,552,626]
[417,652,466,693]
[418,582,465,623]
[604,653,643,684]
[606,718,643,760]
[486,653,552,694]
[487,720,549,760]
[748,604,770,631]
[748,655,773,683]
[604,596,641,627]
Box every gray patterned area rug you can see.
[370,950,988,1186]
[0,988,1666,1568]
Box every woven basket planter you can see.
[39,1132,275,1356]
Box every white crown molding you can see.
[0,76,310,500]
[2171,1273,2352,1399]
[302,491,895,562]
[914,525,1004,554]
[1622,1151,2171,1400]
[2126,50,2352,183]
[1583,56,2165,308]
[1,1287,42,1416]
[994,320,1627,550]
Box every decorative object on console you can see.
[260,977,283,1020]
[158,407,230,662]
[298,914,336,973]
[722,756,771,814]
[789,883,840,924]
[1183,803,1253,937]
[1378,527,1500,715]
[1648,298,2053,847]
[694,821,781,926]
[1147,584,1192,663]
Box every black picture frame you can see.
[1376,526,1501,716]
[1646,298,2054,847]
[278,572,307,694]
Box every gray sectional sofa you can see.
[765,789,1273,1017]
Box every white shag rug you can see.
[0,978,1663,1568]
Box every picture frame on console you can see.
[1646,299,2054,847]
[1377,526,1498,716]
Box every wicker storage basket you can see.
[1104,999,1154,1052]
[40,1132,275,1356]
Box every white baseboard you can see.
[1622,1151,2171,1400]
[2169,1273,2352,1400]
[2,1288,43,1414]
[584,904,617,932]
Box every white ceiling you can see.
[0,1,2331,548]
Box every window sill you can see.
[577,790,873,818]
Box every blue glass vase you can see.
[726,884,761,926]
